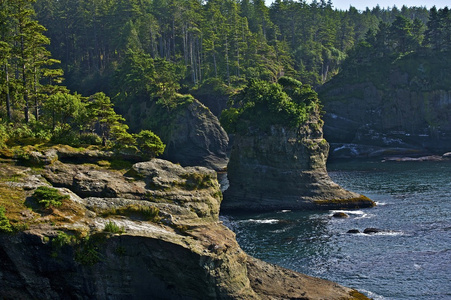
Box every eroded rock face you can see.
[124,98,229,170]
[0,158,368,299]
[160,100,229,171]
[223,116,374,211]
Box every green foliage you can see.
[44,92,87,129]
[103,220,124,234]
[221,77,319,134]
[0,206,13,233]
[0,123,8,149]
[181,172,215,190]
[78,133,103,146]
[135,130,165,158]
[33,186,69,209]
[219,107,240,134]
[74,235,102,266]
[49,124,80,146]
[52,231,77,248]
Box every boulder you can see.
[333,212,349,218]
[347,229,360,234]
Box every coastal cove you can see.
[221,159,451,299]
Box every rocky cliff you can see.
[319,52,451,158]
[0,149,368,299]
[223,114,374,211]
[121,96,229,171]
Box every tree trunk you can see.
[225,35,230,85]
[5,65,12,121]
[34,66,39,121]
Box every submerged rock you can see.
[0,158,369,299]
[223,118,374,211]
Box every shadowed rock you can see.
[0,158,369,299]
[223,115,374,211]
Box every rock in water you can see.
[333,212,350,218]
[223,118,374,211]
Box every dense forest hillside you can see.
[0,0,450,157]
[319,8,451,156]
[32,0,433,96]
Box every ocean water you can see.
[221,159,451,299]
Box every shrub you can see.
[103,220,124,234]
[50,124,80,146]
[0,206,13,233]
[52,231,77,248]
[135,130,165,158]
[78,132,102,145]
[33,186,70,209]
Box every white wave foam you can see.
[246,219,279,224]
[375,201,388,206]
[355,213,376,220]
[360,289,387,300]
[330,210,365,215]
[373,231,404,236]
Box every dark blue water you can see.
[221,160,451,299]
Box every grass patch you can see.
[103,220,124,234]
[96,160,111,167]
[0,206,13,233]
[180,172,215,190]
[0,183,30,231]
[101,204,161,222]
[33,186,70,209]
[109,159,134,173]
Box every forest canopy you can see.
[0,0,450,152]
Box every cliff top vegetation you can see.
[220,77,321,134]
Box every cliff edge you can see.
[0,149,368,299]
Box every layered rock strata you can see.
[0,153,368,299]
[223,115,374,211]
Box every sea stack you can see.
[222,77,374,211]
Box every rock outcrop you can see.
[223,114,374,211]
[0,153,368,299]
[122,97,229,171]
